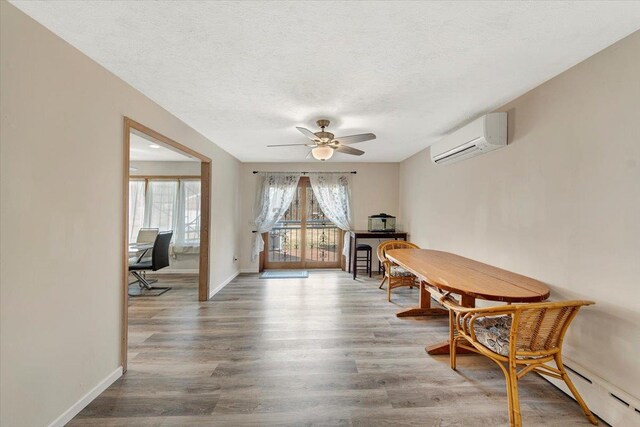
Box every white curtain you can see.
[174,180,201,252]
[309,174,354,257]
[145,180,179,234]
[128,180,146,241]
[128,179,201,255]
[251,173,301,261]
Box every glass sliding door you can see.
[265,177,342,269]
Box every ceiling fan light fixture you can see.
[311,145,334,161]
[272,119,376,160]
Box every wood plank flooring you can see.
[70,271,604,426]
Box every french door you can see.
[264,177,342,269]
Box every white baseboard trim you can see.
[209,271,240,299]
[48,366,122,427]
[239,268,258,274]
[541,356,639,426]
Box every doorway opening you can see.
[263,177,342,270]
[122,117,211,372]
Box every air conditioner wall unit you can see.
[430,112,507,165]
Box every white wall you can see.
[239,162,399,272]
[130,160,200,176]
[0,3,241,426]
[399,31,640,400]
[130,161,201,271]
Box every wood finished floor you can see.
[70,271,603,426]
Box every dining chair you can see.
[438,294,598,427]
[376,241,419,302]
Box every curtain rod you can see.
[252,171,356,175]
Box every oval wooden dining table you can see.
[385,249,551,355]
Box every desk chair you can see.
[129,231,173,296]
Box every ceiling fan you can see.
[267,119,376,161]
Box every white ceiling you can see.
[130,131,197,162]
[12,1,640,162]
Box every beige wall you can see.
[239,162,399,271]
[0,3,241,426]
[399,31,640,398]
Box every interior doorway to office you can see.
[263,177,342,270]
[122,117,211,372]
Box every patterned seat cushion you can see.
[389,266,415,277]
[471,315,512,356]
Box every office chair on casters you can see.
[129,231,173,297]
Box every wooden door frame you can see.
[262,177,342,270]
[122,117,212,372]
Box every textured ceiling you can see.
[11,1,640,162]
[129,132,198,162]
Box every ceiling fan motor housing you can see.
[314,119,333,142]
[314,131,334,143]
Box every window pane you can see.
[268,185,302,263]
[148,180,178,233]
[128,180,146,242]
[182,180,201,244]
[305,185,339,262]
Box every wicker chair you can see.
[438,294,598,427]
[376,241,419,302]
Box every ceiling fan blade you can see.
[306,150,313,159]
[334,145,364,156]
[333,133,376,145]
[267,143,314,147]
[296,127,320,141]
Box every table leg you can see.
[396,281,448,317]
[352,235,357,280]
[425,294,476,355]
[347,233,352,273]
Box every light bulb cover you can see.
[311,146,334,161]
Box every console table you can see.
[348,230,407,279]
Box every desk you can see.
[128,242,153,259]
[385,249,550,355]
[348,231,407,279]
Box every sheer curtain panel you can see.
[252,173,301,261]
[309,174,354,257]
[128,180,146,241]
[145,180,179,233]
[175,180,201,251]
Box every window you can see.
[128,178,201,248]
